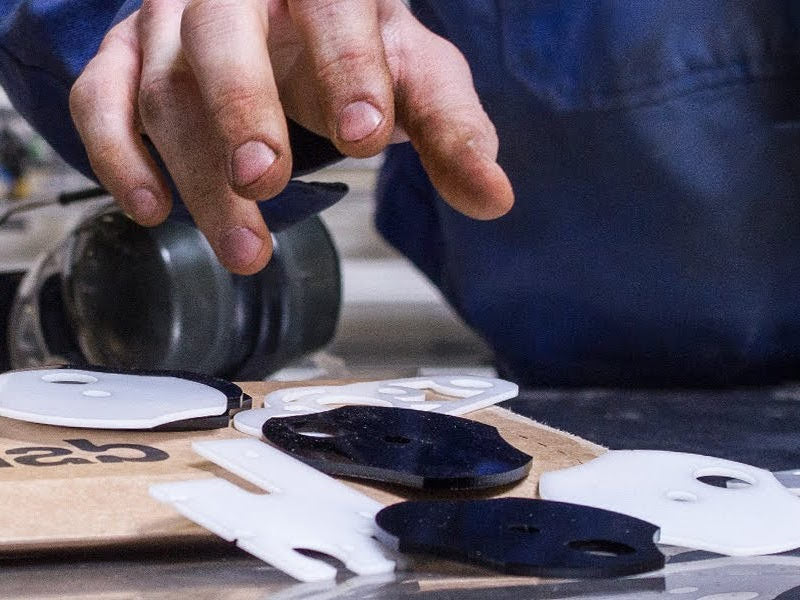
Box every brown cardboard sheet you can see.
[0,381,605,554]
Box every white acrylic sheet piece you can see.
[233,376,518,437]
[0,368,228,429]
[539,450,800,556]
[149,438,395,582]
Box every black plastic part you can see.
[50,365,250,431]
[375,498,665,578]
[776,585,800,599]
[287,120,344,177]
[261,406,533,490]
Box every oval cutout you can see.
[42,373,98,384]
[568,539,635,557]
[694,467,756,490]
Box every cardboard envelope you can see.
[0,381,605,554]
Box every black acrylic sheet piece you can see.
[261,405,533,490]
[375,498,665,578]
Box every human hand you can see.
[69,0,514,274]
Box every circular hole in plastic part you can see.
[82,390,111,398]
[384,435,411,445]
[667,490,698,503]
[449,378,493,389]
[508,524,540,535]
[694,467,756,490]
[42,373,98,385]
[567,539,635,557]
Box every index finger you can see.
[287,0,395,157]
[180,0,292,201]
[138,0,273,274]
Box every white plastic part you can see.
[149,438,395,582]
[0,368,228,429]
[233,376,518,437]
[538,450,800,556]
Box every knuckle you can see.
[429,35,470,72]
[181,0,240,42]
[138,70,191,125]
[315,45,383,91]
[98,20,138,54]
[68,76,95,123]
[138,77,171,125]
[205,81,264,126]
[290,0,341,21]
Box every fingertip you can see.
[231,141,277,188]
[216,225,273,274]
[124,185,172,226]
[332,99,393,158]
[337,100,384,142]
[229,140,292,201]
[422,140,515,221]
[464,156,515,220]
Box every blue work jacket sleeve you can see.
[0,0,345,230]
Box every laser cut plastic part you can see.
[539,450,800,556]
[149,438,395,582]
[375,498,665,578]
[777,585,800,599]
[0,367,249,430]
[261,406,533,490]
[232,376,518,437]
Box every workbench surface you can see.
[5,385,800,599]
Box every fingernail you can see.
[338,101,383,142]
[128,187,160,222]
[232,141,277,188]
[219,226,264,268]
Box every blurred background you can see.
[0,88,494,381]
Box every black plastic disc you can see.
[261,406,532,490]
[776,585,800,599]
[375,498,665,578]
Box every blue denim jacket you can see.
[2,1,800,385]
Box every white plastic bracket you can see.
[0,368,235,429]
[539,450,800,556]
[233,376,518,437]
[149,438,395,582]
